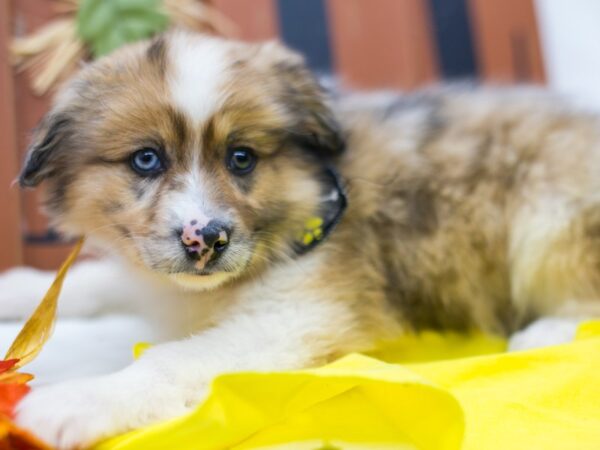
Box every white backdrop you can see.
[536,0,600,110]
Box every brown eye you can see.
[227,147,257,175]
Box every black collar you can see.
[293,167,347,254]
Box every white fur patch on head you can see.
[165,167,224,225]
[167,32,231,124]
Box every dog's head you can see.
[20,32,345,290]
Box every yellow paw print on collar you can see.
[300,217,324,246]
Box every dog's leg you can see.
[15,288,368,449]
[508,302,600,351]
[508,201,600,351]
[0,259,157,320]
[508,316,581,351]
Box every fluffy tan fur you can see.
[10,31,600,448]
[24,33,600,337]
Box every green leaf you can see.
[77,0,170,57]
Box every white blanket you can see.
[0,315,157,385]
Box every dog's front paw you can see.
[508,317,580,351]
[16,373,199,449]
[16,379,117,449]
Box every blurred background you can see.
[0,0,598,272]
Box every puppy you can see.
[1,31,599,448]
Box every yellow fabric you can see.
[131,342,151,360]
[96,322,600,450]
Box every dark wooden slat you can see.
[11,0,73,268]
[327,0,439,90]
[211,0,279,41]
[468,0,546,83]
[277,0,333,73]
[12,0,54,238]
[0,0,23,271]
[429,0,477,79]
[23,243,75,271]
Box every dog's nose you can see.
[181,220,231,262]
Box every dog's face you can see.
[20,32,344,290]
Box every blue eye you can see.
[227,147,257,175]
[130,148,164,176]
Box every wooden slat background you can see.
[0,0,545,271]
[0,0,22,272]
[211,0,278,41]
[8,0,73,270]
[328,0,439,89]
[469,0,546,83]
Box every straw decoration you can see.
[11,0,237,95]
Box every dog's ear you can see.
[261,42,345,157]
[20,112,74,187]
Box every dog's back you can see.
[331,87,600,334]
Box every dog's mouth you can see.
[167,270,236,291]
[168,266,228,277]
[190,270,214,277]
[132,233,256,289]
